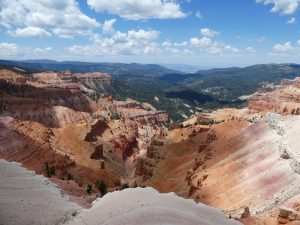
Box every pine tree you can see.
[97,180,107,196]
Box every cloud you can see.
[0,0,100,38]
[162,41,172,47]
[273,41,294,52]
[250,36,267,43]
[0,42,53,59]
[195,10,203,19]
[103,19,117,34]
[224,45,239,53]
[286,17,297,24]
[190,37,212,47]
[0,42,20,57]
[7,26,51,38]
[87,0,186,20]
[206,44,240,56]
[207,46,222,55]
[174,41,188,47]
[69,28,161,56]
[201,28,219,37]
[256,0,300,15]
[33,47,52,53]
[246,47,256,53]
[127,29,160,41]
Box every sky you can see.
[0,0,300,67]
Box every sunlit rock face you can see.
[136,77,300,223]
[248,77,300,116]
[0,68,168,203]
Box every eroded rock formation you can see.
[0,68,168,204]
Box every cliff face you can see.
[134,77,300,224]
[0,71,96,128]
[0,68,168,204]
[7,67,300,224]
[248,77,300,115]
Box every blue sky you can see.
[0,0,300,67]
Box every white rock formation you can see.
[0,160,80,225]
[66,187,242,225]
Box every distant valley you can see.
[2,59,300,121]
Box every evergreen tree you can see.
[97,180,107,196]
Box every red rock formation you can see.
[248,77,300,115]
[133,76,300,224]
[0,68,168,205]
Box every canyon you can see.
[0,68,168,206]
[2,67,300,224]
[136,77,300,224]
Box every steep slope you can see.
[136,77,300,224]
[0,68,168,204]
[0,159,80,225]
[0,159,241,225]
[248,77,300,115]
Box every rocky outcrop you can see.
[137,77,300,221]
[65,187,242,225]
[90,145,104,160]
[278,207,300,224]
[84,119,108,142]
[0,73,96,128]
[0,68,169,202]
[249,77,300,116]
[0,116,121,201]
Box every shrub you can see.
[44,162,50,177]
[67,174,73,180]
[44,162,55,177]
[97,180,107,196]
[87,184,93,194]
[121,183,129,190]
[49,166,55,176]
[111,112,121,120]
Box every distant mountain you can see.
[160,64,204,73]
[195,67,241,74]
[2,60,300,121]
[0,59,180,76]
[160,63,300,101]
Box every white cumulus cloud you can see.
[286,17,297,24]
[273,41,294,52]
[207,46,222,55]
[7,26,51,38]
[201,28,219,37]
[224,45,239,53]
[87,0,186,20]
[0,42,20,57]
[190,37,212,47]
[103,19,117,34]
[69,27,161,57]
[256,0,300,15]
[246,47,256,53]
[0,0,100,38]
[0,42,53,59]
